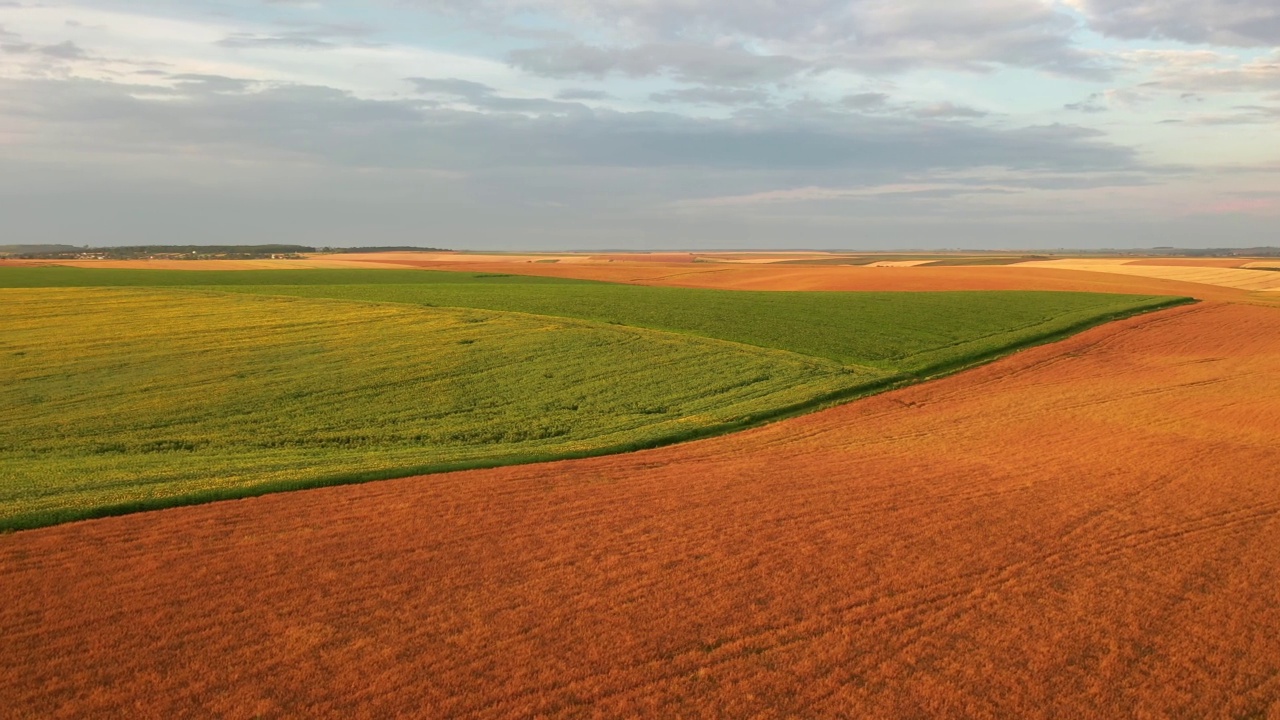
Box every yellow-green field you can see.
[1,288,866,528]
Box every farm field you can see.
[0,287,858,530]
[1016,259,1280,292]
[0,268,1181,529]
[210,283,1174,371]
[2,283,1278,717]
[321,252,1280,300]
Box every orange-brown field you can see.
[3,260,1279,718]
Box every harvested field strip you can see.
[1127,258,1257,268]
[3,302,1278,717]
[0,288,870,530]
[920,256,1046,266]
[770,255,1039,267]
[1016,259,1280,291]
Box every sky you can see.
[1,0,1278,250]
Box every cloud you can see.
[1,1,1277,250]
[675,182,1023,207]
[407,77,496,98]
[842,92,892,110]
[1065,93,1108,113]
[554,88,612,100]
[830,93,987,120]
[914,102,988,119]
[421,0,1113,79]
[1071,0,1280,46]
[0,76,1142,180]
[214,22,380,51]
[1071,51,1280,111]
[1143,51,1280,93]
[1185,104,1280,125]
[1189,197,1280,215]
[821,0,1111,78]
[1,38,88,59]
[507,42,811,86]
[216,33,337,50]
[169,73,255,94]
[406,75,586,113]
[649,86,771,106]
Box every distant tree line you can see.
[326,246,451,253]
[3,244,451,259]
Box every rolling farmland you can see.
[9,0,1279,713]
[2,283,1277,717]
[2,258,1277,718]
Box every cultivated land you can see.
[0,267,1178,529]
[3,256,1278,717]
[1,287,857,529]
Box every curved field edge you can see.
[0,293,1194,532]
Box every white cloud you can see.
[0,4,529,98]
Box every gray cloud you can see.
[170,74,256,94]
[829,93,988,120]
[649,86,771,106]
[1187,104,1280,125]
[1065,93,1108,113]
[842,93,891,110]
[1073,0,1280,46]
[406,76,587,113]
[1,38,88,59]
[217,33,337,49]
[424,0,1112,78]
[508,43,811,86]
[407,77,496,97]
[215,22,382,51]
[2,73,1242,251]
[914,102,988,119]
[0,77,1141,177]
[554,88,613,100]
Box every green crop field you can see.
[0,267,1190,530]
[211,282,1171,373]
